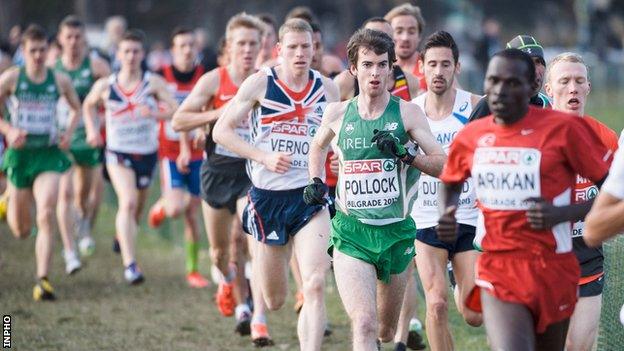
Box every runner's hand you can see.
[329,153,339,175]
[6,127,27,148]
[59,132,71,150]
[86,130,103,147]
[192,132,206,150]
[303,177,328,205]
[437,206,458,244]
[371,129,407,158]
[525,197,563,230]
[176,149,191,174]
[261,152,291,174]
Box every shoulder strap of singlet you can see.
[161,65,175,82]
[451,89,471,124]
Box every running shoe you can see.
[406,330,426,350]
[0,191,8,221]
[124,262,144,285]
[215,281,235,317]
[63,250,82,275]
[394,342,407,351]
[78,235,96,257]
[251,322,274,347]
[33,278,55,301]
[148,203,166,228]
[186,271,209,288]
[235,309,251,336]
[294,290,304,314]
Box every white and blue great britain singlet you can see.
[249,67,327,190]
[411,89,478,228]
[105,72,159,154]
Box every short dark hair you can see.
[121,29,145,45]
[492,48,536,84]
[257,13,277,32]
[285,6,318,24]
[309,22,321,34]
[362,17,389,28]
[21,24,47,44]
[421,30,459,64]
[347,28,396,67]
[170,26,194,45]
[59,15,84,31]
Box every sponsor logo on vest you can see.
[344,160,383,174]
[81,69,90,77]
[47,85,56,93]
[345,122,355,135]
[477,133,496,147]
[271,123,316,136]
[19,82,27,90]
[459,101,468,112]
[384,122,398,131]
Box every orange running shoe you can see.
[148,203,166,228]
[215,281,235,317]
[294,290,304,314]
[186,272,209,288]
[251,322,274,347]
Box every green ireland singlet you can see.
[330,95,420,283]
[55,56,100,166]
[3,68,70,188]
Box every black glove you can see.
[303,177,328,205]
[371,129,407,157]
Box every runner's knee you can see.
[426,294,449,322]
[36,206,56,228]
[209,246,229,267]
[118,197,138,214]
[265,292,286,311]
[10,222,31,239]
[352,314,377,340]
[301,270,325,302]
[378,323,396,343]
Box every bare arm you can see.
[55,72,82,145]
[584,192,624,247]
[308,102,345,180]
[402,101,447,176]
[91,55,111,79]
[171,70,220,132]
[333,70,355,101]
[404,71,423,97]
[83,78,107,146]
[213,71,274,165]
[321,76,340,103]
[151,74,178,120]
[0,68,18,135]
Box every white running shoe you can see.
[124,262,144,285]
[64,250,82,275]
[79,235,96,257]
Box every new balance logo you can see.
[403,246,414,255]
[266,231,279,240]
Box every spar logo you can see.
[271,123,316,137]
[344,160,383,174]
[475,149,521,165]
[522,150,539,166]
[383,159,396,171]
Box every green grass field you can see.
[0,92,622,350]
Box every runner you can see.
[405,30,483,351]
[437,48,611,351]
[171,13,263,339]
[145,27,208,288]
[213,18,339,349]
[334,17,422,102]
[0,24,81,300]
[54,15,111,273]
[83,30,178,285]
[384,3,427,91]
[305,28,445,350]
[469,35,550,121]
[543,52,618,351]
[256,14,278,68]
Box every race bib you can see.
[341,159,400,209]
[17,101,56,134]
[472,147,541,210]
[265,122,316,169]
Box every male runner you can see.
[404,30,483,351]
[469,35,550,121]
[0,24,81,300]
[438,49,611,351]
[171,13,263,338]
[256,14,278,68]
[305,28,445,350]
[54,15,111,272]
[334,17,422,102]
[544,52,618,351]
[384,3,427,91]
[83,30,177,284]
[146,27,208,288]
[213,18,339,350]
